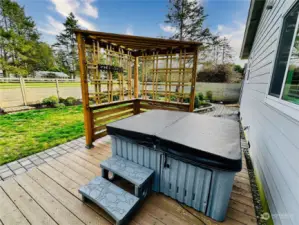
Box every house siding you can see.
[240,0,299,224]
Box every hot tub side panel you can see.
[111,135,162,192]
[160,155,212,213]
[206,170,236,221]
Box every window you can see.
[269,2,299,105]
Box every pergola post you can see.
[189,47,198,112]
[76,32,93,148]
[134,56,139,99]
[133,56,140,114]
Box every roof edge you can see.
[240,0,266,59]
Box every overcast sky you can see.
[17,0,249,66]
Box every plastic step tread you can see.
[79,176,139,224]
[100,155,154,187]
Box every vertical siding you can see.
[240,1,299,224]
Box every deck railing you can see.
[88,99,189,143]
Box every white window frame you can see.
[265,2,299,121]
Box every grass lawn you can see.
[0,105,84,165]
[0,82,81,89]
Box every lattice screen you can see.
[85,40,134,105]
[139,49,194,103]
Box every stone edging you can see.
[193,104,214,113]
[0,137,86,181]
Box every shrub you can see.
[113,95,120,101]
[59,97,66,103]
[42,96,58,107]
[147,93,153,99]
[170,95,177,102]
[198,92,204,101]
[101,98,108,103]
[200,100,209,106]
[194,95,200,109]
[65,97,76,106]
[54,103,65,108]
[183,97,190,103]
[206,91,213,101]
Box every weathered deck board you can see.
[0,187,30,225]
[27,168,110,225]
[14,173,85,225]
[0,141,257,225]
[1,179,57,225]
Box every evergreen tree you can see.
[165,0,211,42]
[54,13,79,79]
[0,0,40,76]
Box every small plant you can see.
[54,103,65,108]
[194,95,200,109]
[113,95,120,101]
[206,91,213,101]
[42,96,58,107]
[101,97,108,103]
[183,97,190,103]
[147,93,153,99]
[170,95,177,102]
[198,92,204,101]
[200,100,208,106]
[65,97,76,106]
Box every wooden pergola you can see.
[75,29,201,148]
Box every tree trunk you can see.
[179,0,184,41]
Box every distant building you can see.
[34,71,69,79]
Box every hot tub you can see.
[106,110,242,221]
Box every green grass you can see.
[0,82,80,89]
[0,105,84,165]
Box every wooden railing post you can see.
[133,99,140,115]
[189,47,198,112]
[134,56,139,99]
[76,32,94,148]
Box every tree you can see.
[53,13,79,79]
[0,0,40,76]
[219,37,233,64]
[54,49,70,74]
[206,36,233,68]
[34,42,57,71]
[165,0,211,42]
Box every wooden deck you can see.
[0,140,257,225]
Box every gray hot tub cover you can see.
[106,110,242,172]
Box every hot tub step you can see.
[100,155,154,198]
[79,176,139,225]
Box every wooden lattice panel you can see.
[139,49,194,103]
[85,40,134,105]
